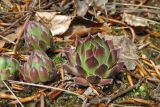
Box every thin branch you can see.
[0,15,27,35]
[109,79,143,103]
[0,35,16,44]
[2,80,24,107]
[13,14,31,53]
[7,80,85,100]
[115,2,160,10]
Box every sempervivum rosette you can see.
[63,35,124,86]
[21,50,57,83]
[24,21,53,51]
[0,57,19,80]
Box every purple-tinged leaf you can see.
[74,77,89,86]
[76,53,81,65]
[63,64,79,76]
[33,55,41,63]
[95,64,108,77]
[86,56,99,68]
[86,48,93,58]
[99,78,113,86]
[94,43,105,64]
[76,65,87,78]
[87,75,101,84]
[25,76,32,83]
[64,48,75,66]
[30,67,39,83]
[41,31,50,41]
[94,44,105,57]
[84,35,93,43]
[81,43,85,55]
[23,63,30,76]
[109,62,124,77]
[39,66,49,82]
[107,40,114,49]
[76,36,82,45]
[39,40,46,50]
[31,35,37,43]
[108,49,120,67]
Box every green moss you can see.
[45,94,82,107]
[52,56,65,65]
[133,83,152,99]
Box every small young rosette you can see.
[21,50,57,83]
[63,35,124,86]
[0,57,19,80]
[24,21,53,51]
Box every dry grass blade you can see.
[0,92,17,99]
[127,73,133,86]
[7,80,85,100]
[150,60,160,77]
[0,34,16,44]
[2,80,24,107]
[48,83,65,99]
[13,14,31,53]
[110,79,143,103]
[60,68,64,80]
[118,98,157,106]
[10,93,41,104]
[115,2,160,10]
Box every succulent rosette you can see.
[63,35,124,86]
[21,50,57,83]
[24,21,53,51]
[0,57,19,80]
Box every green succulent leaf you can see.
[24,21,52,51]
[22,50,57,83]
[0,57,19,80]
[64,35,124,86]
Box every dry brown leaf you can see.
[35,12,72,36]
[104,36,138,70]
[6,34,17,42]
[0,40,6,48]
[50,15,73,36]
[122,13,160,27]
[62,16,103,39]
[35,12,57,22]
[0,25,24,48]
[74,0,89,16]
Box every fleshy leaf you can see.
[39,66,49,82]
[86,48,93,58]
[76,53,81,65]
[94,43,105,64]
[75,77,89,86]
[107,40,114,49]
[99,78,113,86]
[24,21,52,51]
[63,35,124,86]
[63,64,79,76]
[64,48,75,66]
[21,50,57,83]
[30,68,39,83]
[0,57,19,81]
[76,65,87,78]
[108,62,124,77]
[86,56,99,68]
[87,76,101,84]
[95,64,108,78]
